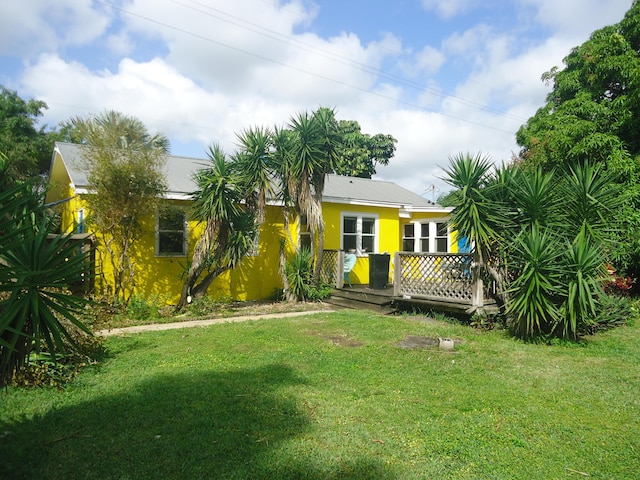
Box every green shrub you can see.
[285,247,314,301]
[185,295,234,317]
[581,294,636,335]
[126,294,160,321]
[470,311,505,330]
[10,319,104,388]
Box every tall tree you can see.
[516,1,640,276]
[0,86,56,188]
[333,120,396,178]
[61,110,170,153]
[63,111,169,302]
[284,107,341,284]
[206,109,396,302]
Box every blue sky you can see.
[0,0,634,196]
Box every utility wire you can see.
[171,0,526,122]
[94,0,523,135]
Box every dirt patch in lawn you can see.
[308,330,364,347]
[397,335,439,349]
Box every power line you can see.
[170,0,527,123]
[93,0,523,135]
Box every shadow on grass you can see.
[2,364,396,480]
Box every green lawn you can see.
[2,310,639,479]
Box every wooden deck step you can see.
[326,286,396,315]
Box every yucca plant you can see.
[506,226,563,340]
[0,182,92,387]
[284,247,314,302]
[444,153,621,340]
[557,234,608,339]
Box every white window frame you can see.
[155,207,188,257]
[402,218,451,253]
[340,212,379,255]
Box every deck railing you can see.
[392,252,484,307]
[321,249,344,288]
[322,250,487,308]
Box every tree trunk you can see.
[177,221,217,309]
[279,212,297,303]
[314,221,325,285]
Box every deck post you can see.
[393,252,402,297]
[337,250,345,288]
[471,253,484,308]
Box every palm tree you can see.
[285,107,340,284]
[177,144,257,309]
[63,110,170,152]
[234,125,275,222]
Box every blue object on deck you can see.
[343,253,357,286]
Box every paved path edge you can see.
[96,310,335,337]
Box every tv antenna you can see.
[423,184,440,202]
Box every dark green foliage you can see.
[10,318,104,388]
[442,153,508,264]
[331,120,396,178]
[516,1,640,276]
[285,247,314,302]
[506,227,563,339]
[178,144,259,308]
[284,247,331,302]
[0,182,93,387]
[581,294,636,334]
[0,86,56,187]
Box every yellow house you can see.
[46,142,454,303]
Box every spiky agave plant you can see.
[0,182,92,386]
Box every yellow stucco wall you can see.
[322,202,400,285]
[68,201,289,304]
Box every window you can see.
[342,213,378,254]
[420,223,430,252]
[156,207,187,256]
[402,224,415,251]
[435,222,448,253]
[403,220,450,253]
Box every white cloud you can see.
[420,0,480,19]
[0,0,111,56]
[520,0,634,38]
[406,45,446,77]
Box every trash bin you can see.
[369,253,390,289]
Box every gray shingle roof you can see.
[54,142,446,211]
[54,142,206,198]
[322,174,438,210]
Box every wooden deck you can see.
[322,250,499,318]
[326,284,498,317]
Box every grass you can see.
[1,310,639,479]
